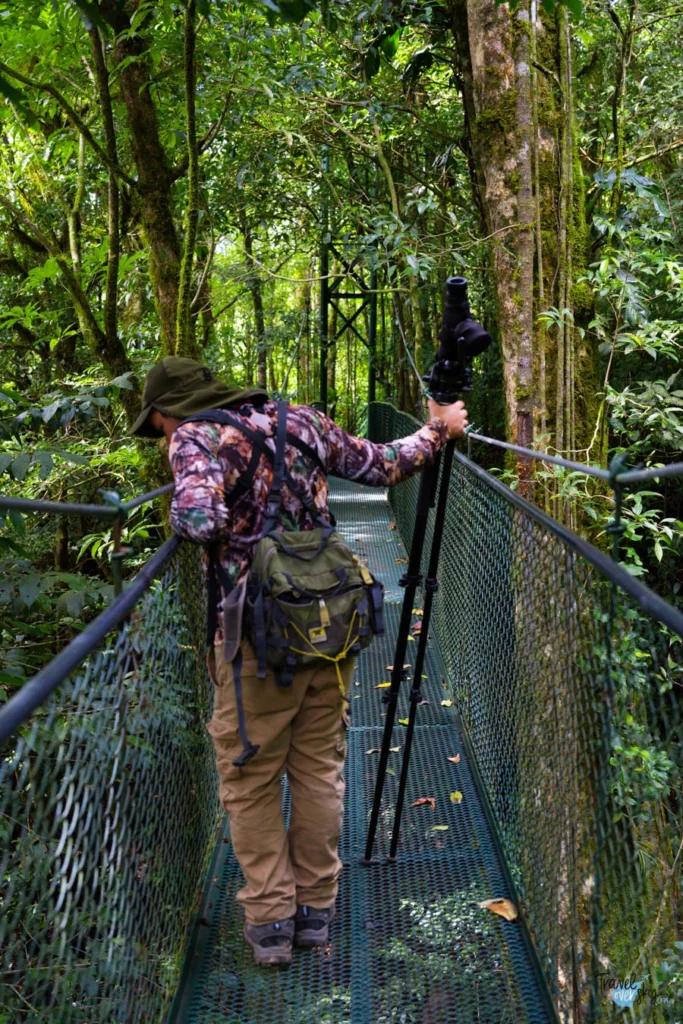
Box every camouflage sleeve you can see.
[168,424,231,543]
[318,412,449,486]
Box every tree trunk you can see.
[99,0,181,354]
[448,0,597,495]
[239,209,267,388]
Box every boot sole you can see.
[294,930,329,948]
[243,924,292,966]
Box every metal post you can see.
[319,148,329,413]
[368,266,377,405]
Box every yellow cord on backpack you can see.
[289,611,359,701]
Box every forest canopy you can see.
[1,0,682,687]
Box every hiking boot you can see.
[243,918,295,966]
[294,904,336,947]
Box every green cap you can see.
[131,356,269,437]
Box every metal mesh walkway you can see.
[170,479,553,1024]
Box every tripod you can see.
[362,436,456,862]
[362,274,490,863]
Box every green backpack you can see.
[182,401,385,766]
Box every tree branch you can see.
[0,60,135,188]
[169,90,232,183]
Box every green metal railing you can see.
[370,402,683,1024]
[0,490,218,1023]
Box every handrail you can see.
[0,481,174,519]
[466,428,683,485]
[0,534,182,744]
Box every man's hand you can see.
[427,398,469,439]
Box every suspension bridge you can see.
[1,403,681,1023]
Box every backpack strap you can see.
[179,407,329,529]
[263,400,288,535]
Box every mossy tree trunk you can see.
[448,0,598,494]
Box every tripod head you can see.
[423,276,492,404]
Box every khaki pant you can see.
[207,640,355,926]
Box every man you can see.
[131,356,468,966]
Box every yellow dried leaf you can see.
[366,748,381,755]
[450,791,463,804]
[389,745,401,752]
[375,682,391,689]
[478,898,518,922]
[407,636,415,642]
[431,825,449,832]
[412,608,424,615]
[398,717,410,726]
[447,755,461,764]
[441,699,453,707]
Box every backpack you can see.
[180,401,385,767]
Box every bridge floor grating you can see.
[169,480,553,1024]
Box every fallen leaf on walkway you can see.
[386,663,410,672]
[418,699,430,706]
[395,557,408,565]
[366,748,381,755]
[478,898,518,922]
[388,521,397,530]
[375,682,391,688]
[411,621,422,633]
[386,767,395,776]
[412,607,424,615]
[410,797,435,810]
[447,755,461,764]
[431,825,449,832]
[354,680,360,686]
[450,791,463,804]
[407,636,415,642]
[398,717,410,726]
[389,745,402,752]
[353,695,360,699]
[441,699,453,707]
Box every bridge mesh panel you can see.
[0,546,218,1023]
[371,402,683,1024]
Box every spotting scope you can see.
[424,276,492,403]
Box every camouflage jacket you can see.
[169,401,448,642]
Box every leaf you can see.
[8,510,25,537]
[386,664,409,672]
[388,521,396,530]
[73,0,110,31]
[398,717,410,726]
[54,449,90,466]
[0,73,25,106]
[379,26,402,60]
[441,699,453,707]
[32,452,54,480]
[366,748,381,755]
[0,454,12,474]
[364,46,380,81]
[450,790,463,804]
[56,590,87,618]
[478,898,518,922]
[411,621,422,633]
[376,681,391,688]
[389,745,401,752]
[447,755,461,764]
[110,373,134,390]
[386,767,395,776]
[431,825,449,832]
[19,579,40,608]
[395,557,408,565]
[410,797,435,810]
[42,400,62,423]
[11,454,31,482]
[412,608,424,615]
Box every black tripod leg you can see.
[389,439,456,860]
[363,451,442,864]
